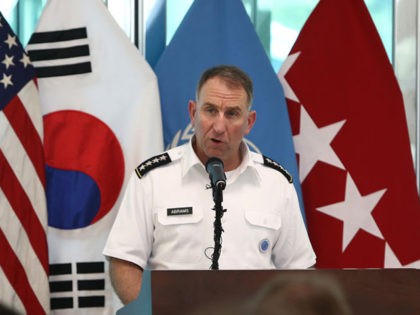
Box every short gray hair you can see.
[196,65,253,107]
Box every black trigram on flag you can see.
[27,27,92,77]
[49,261,105,310]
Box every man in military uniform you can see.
[103,65,316,304]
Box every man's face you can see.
[188,76,256,171]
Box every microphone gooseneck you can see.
[205,157,227,270]
[205,157,227,191]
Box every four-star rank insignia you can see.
[135,152,172,179]
[263,155,293,183]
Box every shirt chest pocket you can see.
[153,207,205,264]
[245,210,282,231]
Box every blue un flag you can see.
[154,0,305,218]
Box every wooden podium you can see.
[117,269,420,315]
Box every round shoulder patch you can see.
[262,155,293,183]
[135,152,172,179]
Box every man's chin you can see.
[204,149,225,160]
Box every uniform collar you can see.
[230,141,261,184]
[180,137,205,178]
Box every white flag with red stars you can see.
[279,0,420,268]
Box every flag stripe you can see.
[27,38,89,51]
[0,111,47,229]
[50,263,72,275]
[34,61,92,77]
[28,44,90,61]
[0,267,26,314]
[3,96,46,187]
[29,27,87,44]
[78,296,105,308]
[27,27,92,78]
[50,281,73,292]
[0,188,49,312]
[15,80,44,143]
[0,151,48,271]
[78,279,105,290]
[51,297,74,310]
[31,55,91,68]
[0,229,46,314]
[77,261,105,273]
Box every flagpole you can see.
[394,0,419,194]
[134,0,145,56]
[133,0,138,48]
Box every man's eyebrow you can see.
[202,102,244,111]
[225,105,245,113]
[202,102,216,107]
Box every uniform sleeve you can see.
[103,172,154,269]
[272,182,316,269]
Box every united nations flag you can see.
[154,0,305,218]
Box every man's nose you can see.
[212,114,227,134]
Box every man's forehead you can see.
[199,84,247,102]
[198,76,251,106]
[200,76,245,91]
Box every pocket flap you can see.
[245,210,281,230]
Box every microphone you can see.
[205,157,227,190]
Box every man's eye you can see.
[206,108,217,114]
[226,110,240,118]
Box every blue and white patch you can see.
[259,238,270,253]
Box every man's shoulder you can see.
[134,146,183,179]
[250,152,293,184]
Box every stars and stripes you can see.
[0,12,49,314]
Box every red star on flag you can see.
[279,0,420,268]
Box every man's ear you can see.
[245,110,257,135]
[188,100,197,126]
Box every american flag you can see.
[0,12,50,314]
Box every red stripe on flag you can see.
[0,151,48,273]
[0,229,46,315]
[3,94,46,188]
